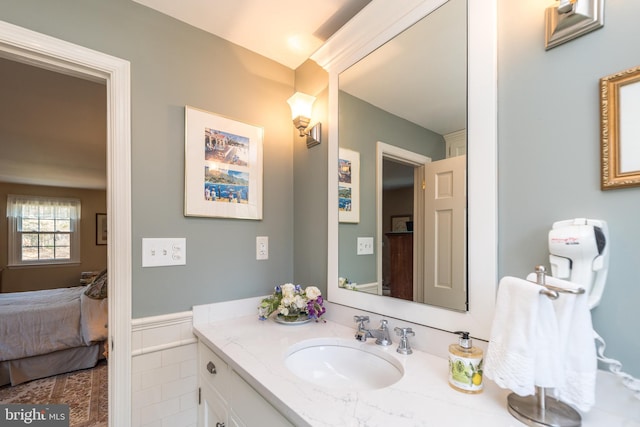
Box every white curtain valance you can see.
[7,194,81,227]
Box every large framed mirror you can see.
[312,0,497,339]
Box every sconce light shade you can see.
[545,0,604,50]
[287,92,321,148]
[287,92,316,120]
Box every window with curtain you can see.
[7,195,81,266]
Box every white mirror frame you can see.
[312,0,497,340]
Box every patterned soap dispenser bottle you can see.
[448,331,483,394]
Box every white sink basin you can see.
[285,338,404,391]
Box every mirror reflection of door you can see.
[424,154,467,311]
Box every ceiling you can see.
[131,0,372,70]
[0,57,107,190]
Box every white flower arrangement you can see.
[258,283,326,322]
[338,277,357,290]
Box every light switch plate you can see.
[357,237,374,255]
[142,238,186,267]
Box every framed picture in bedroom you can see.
[184,106,264,219]
[96,213,107,245]
[391,215,412,232]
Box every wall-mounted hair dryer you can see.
[548,218,609,310]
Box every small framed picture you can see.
[338,148,360,223]
[391,215,412,232]
[96,213,107,245]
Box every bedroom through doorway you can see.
[0,56,109,424]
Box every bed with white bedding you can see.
[0,278,108,386]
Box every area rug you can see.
[0,360,107,427]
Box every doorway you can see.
[0,20,132,427]
[376,141,429,302]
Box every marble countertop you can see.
[193,311,640,427]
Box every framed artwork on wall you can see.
[96,213,107,245]
[184,106,264,219]
[338,148,360,223]
[391,215,412,232]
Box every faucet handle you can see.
[353,315,370,327]
[354,316,370,342]
[394,327,415,355]
[394,326,415,337]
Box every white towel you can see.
[484,276,563,396]
[527,273,597,412]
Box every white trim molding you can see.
[131,311,196,356]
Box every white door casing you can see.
[0,20,132,427]
[377,142,430,300]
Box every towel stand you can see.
[507,265,584,427]
[528,265,586,300]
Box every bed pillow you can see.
[80,291,108,343]
[84,269,107,299]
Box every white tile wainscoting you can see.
[131,311,198,427]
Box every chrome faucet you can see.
[353,316,392,346]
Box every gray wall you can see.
[0,0,295,317]
[499,0,640,376]
[338,92,445,284]
[292,60,329,293]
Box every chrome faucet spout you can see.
[353,316,392,346]
[373,319,392,346]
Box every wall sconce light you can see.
[287,92,321,148]
[545,0,604,50]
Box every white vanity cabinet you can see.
[197,341,294,427]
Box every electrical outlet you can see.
[142,238,186,267]
[357,237,374,255]
[256,236,268,260]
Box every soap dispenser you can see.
[448,331,483,394]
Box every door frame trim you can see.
[376,141,430,300]
[0,20,132,427]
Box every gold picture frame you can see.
[600,65,640,190]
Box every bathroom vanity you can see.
[197,339,294,426]
[193,298,638,427]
